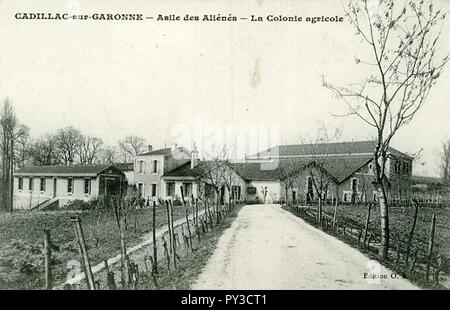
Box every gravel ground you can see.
[193,204,419,290]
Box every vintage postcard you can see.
[0,0,449,296]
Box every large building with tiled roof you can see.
[155,140,413,204]
[13,164,125,209]
[245,140,413,204]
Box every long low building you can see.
[13,164,125,210]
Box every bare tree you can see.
[323,0,448,258]
[194,147,231,223]
[54,126,84,165]
[99,145,120,164]
[78,136,104,164]
[278,158,302,206]
[14,125,31,168]
[29,135,59,166]
[118,135,146,162]
[296,125,344,222]
[438,140,450,193]
[0,99,28,212]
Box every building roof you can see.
[274,156,373,183]
[14,164,121,177]
[230,162,280,181]
[315,156,373,183]
[139,147,173,156]
[138,146,191,158]
[113,163,134,171]
[163,156,373,184]
[412,175,443,185]
[163,161,203,178]
[250,140,411,159]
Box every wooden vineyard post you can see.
[180,188,193,253]
[151,200,158,274]
[317,197,322,225]
[164,200,173,254]
[425,214,436,284]
[71,216,95,290]
[104,260,116,290]
[332,199,338,229]
[434,255,443,286]
[162,236,170,273]
[405,201,419,269]
[44,229,52,290]
[112,197,127,288]
[363,203,371,247]
[395,242,401,265]
[119,213,127,288]
[409,249,420,275]
[168,200,177,269]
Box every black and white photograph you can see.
[0,0,449,297]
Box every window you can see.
[394,160,400,174]
[138,183,144,197]
[29,178,34,191]
[351,178,358,192]
[403,161,409,175]
[182,183,192,198]
[139,161,144,174]
[18,177,23,190]
[67,178,73,194]
[40,178,46,192]
[368,163,373,172]
[246,186,256,195]
[84,179,91,195]
[151,184,157,197]
[166,182,175,196]
[153,160,158,173]
[232,185,241,200]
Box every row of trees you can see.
[20,128,148,167]
[0,99,150,211]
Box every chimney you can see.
[147,145,153,152]
[172,142,178,151]
[191,143,199,169]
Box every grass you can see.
[283,203,450,289]
[128,203,244,290]
[0,205,189,289]
[320,203,450,256]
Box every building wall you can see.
[161,168,248,204]
[133,154,164,200]
[133,152,190,204]
[13,176,99,209]
[278,159,413,205]
[386,156,413,201]
[246,180,281,203]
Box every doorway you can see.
[53,178,57,198]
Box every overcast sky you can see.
[1,0,449,177]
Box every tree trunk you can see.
[9,138,14,212]
[377,185,390,260]
[152,201,158,273]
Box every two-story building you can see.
[132,144,191,204]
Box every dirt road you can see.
[193,204,418,290]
